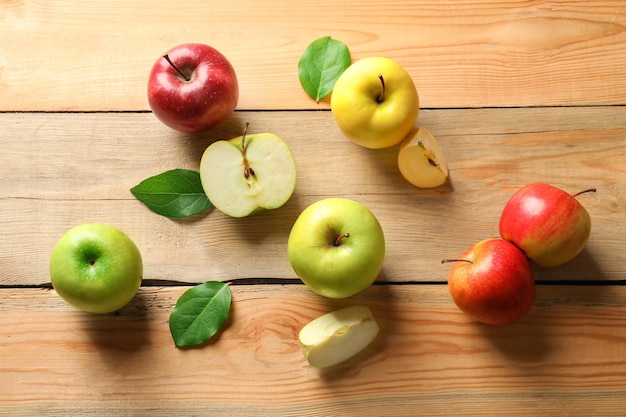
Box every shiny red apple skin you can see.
[447,238,535,325]
[147,43,239,134]
[499,183,591,268]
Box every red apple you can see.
[147,43,239,133]
[499,183,595,268]
[444,238,535,325]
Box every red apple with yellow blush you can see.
[444,238,535,325]
[499,183,595,268]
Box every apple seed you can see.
[239,123,257,180]
[417,140,440,167]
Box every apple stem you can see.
[377,74,385,103]
[240,123,256,179]
[163,54,191,82]
[334,232,350,246]
[572,188,597,198]
[241,122,249,151]
[441,258,473,265]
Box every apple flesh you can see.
[499,183,595,268]
[147,43,239,134]
[330,56,419,149]
[299,305,380,368]
[50,223,143,314]
[288,198,385,298]
[397,126,449,188]
[445,238,535,325]
[199,127,297,218]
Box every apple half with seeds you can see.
[397,126,449,188]
[299,305,380,368]
[200,126,297,218]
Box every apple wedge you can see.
[299,305,380,368]
[397,126,449,188]
[200,128,297,218]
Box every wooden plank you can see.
[1,284,626,416]
[2,0,626,111]
[1,108,624,286]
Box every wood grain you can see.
[2,0,626,111]
[2,2,626,415]
[1,108,623,286]
[1,284,626,416]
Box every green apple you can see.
[299,305,380,368]
[398,126,449,188]
[330,56,419,149]
[50,223,143,314]
[287,198,385,298]
[200,127,297,218]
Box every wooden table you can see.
[1,1,625,415]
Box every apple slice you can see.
[200,127,297,218]
[299,305,380,368]
[397,126,449,188]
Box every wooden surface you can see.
[3,285,626,416]
[3,0,626,110]
[1,1,625,415]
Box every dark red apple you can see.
[444,238,535,325]
[147,43,239,134]
[499,183,595,268]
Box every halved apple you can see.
[397,126,449,188]
[299,305,380,368]
[200,127,297,218]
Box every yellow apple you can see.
[330,57,419,149]
[287,198,386,299]
[397,126,449,188]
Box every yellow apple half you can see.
[397,126,449,188]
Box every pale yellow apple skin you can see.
[330,57,419,149]
[398,126,449,188]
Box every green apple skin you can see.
[50,223,143,314]
[330,57,419,149]
[200,132,297,218]
[499,183,593,268]
[287,198,385,298]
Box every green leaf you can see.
[169,281,232,348]
[130,168,212,218]
[298,36,351,102]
